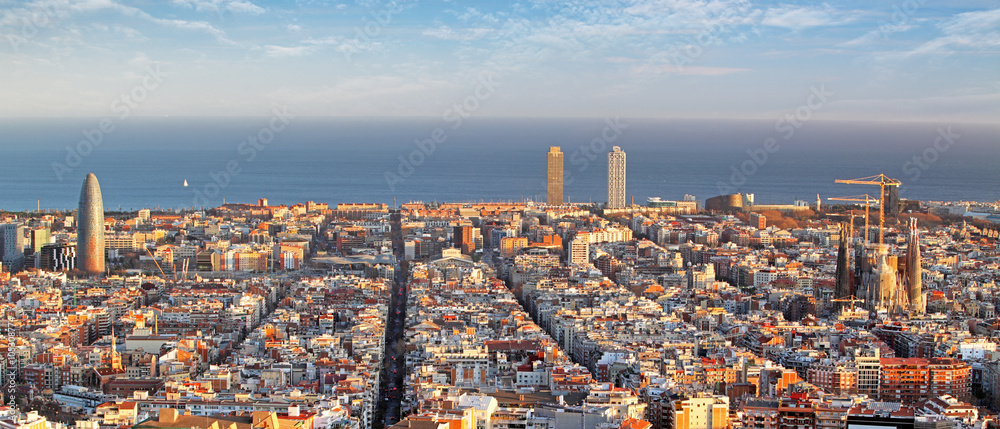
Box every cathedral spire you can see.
[907,217,924,314]
[835,222,853,307]
[110,323,123,371]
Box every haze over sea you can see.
[2,118,998,212]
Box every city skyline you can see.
[2,0,999,427]
[0,1,997,122]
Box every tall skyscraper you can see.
[0,222,25,272]
[607,146,626,209]
[547,146,563,206]
[453,225,473,254]
[77,173,106,275]
[883,184,900,216]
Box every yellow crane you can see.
[835,174,901,246]
[145,247,168,279]
[831,296,865,307]
[828,194,879,245]
[831,296,866,314]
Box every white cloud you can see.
[863,7,1000,73]
[264,45,315,57]
[902,8,1000,57]
[839,24,916,48]
[113,24,144,40]
[0,0,237,49]
[153,17,236,45]
[762,4,855,30]
[261,36,354,58]
[172,0,265,15]
[2,0,996,121]
[632,64,750,76]
[422,26,495,41]
[457,0,764,72]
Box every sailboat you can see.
[183,179,188,187]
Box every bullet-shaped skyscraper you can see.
[77,173,105,275]
[547,147,563,206]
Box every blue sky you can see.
[1,0,997,121]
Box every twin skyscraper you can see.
[547,146,626,208]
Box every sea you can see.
[1,117,998,212]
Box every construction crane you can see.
[831,296,865,307]
[145,247,168,279]
[831,296,866,314]
[835,174,901,246]
[828,194,879,245]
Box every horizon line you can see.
[1,116,998,126]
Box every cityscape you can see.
[2,2,999,429]
[3,143,1000,429]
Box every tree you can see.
[900,213,943,228]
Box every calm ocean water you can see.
[1,118,998,211]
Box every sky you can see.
[1,0,998,122]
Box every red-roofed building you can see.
[879,357,971,403]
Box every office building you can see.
[454,225,474,254]
[607,146,626,209]
[500,237,528,257]
[547,146,563,206]
[854,348,881,398]
[29,227,51,253]
[569,237,589,265]
[884,184,901,216]
[671,394,729,429]
[0,222,25,272]
[39,243,76,271]
[77,173,106,275]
